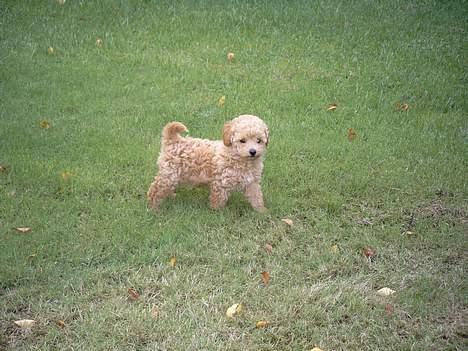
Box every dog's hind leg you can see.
[147,175,177,210]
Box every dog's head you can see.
[223,115,269,159]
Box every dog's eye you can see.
[240,139,246,143]
[257,138,262,144]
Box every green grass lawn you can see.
[1,0,466,350]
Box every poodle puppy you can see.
[147,115,269,212]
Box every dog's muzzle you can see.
[249,149,257,157]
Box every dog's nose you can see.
[249,149,257,156]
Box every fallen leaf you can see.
[15,227,32,233]
[311,348,324,351]
[377,287,396,296]
[57,0,66,4]
[347,128,357,141]
[55,319,66,328]
[261,271,270,286]
[61,171,73,182]
[151,305,160,319]
[169,256,177,267]
[402,230,415,236]
[227,52,235,62]
[264,243,273,254]
[385,303,394,316]
[47,47,55,55]
[39,119,51,129]
[330,244,339,253]
[281,218,293,226]
[218,95,225,107]
[255,320,269,328]
[95,38,103,47]
[327,103,337,111]
[362,247,376,258]
[14,319,36,328]
[127,288,140,300]
[0,164,8,173]
[28,253,37,259]
[226,303,243,318]
[394,102,410,112]
[357,218,373,226]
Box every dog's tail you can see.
[162,122,188,143]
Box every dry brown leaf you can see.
[327,103,337,111]
[169,256,177,267]
[227,52,235,62]
[0,164,8,173]
[377,287,396,296]
[347,128,357,141]
[226,303,242,318]
[39,119,51,129]
[281,218,293,226]
[151,305,160,319]
[255,320,269,328]
[264,243,273,254]
[362,247,376,258]
[127,288,140,300]
[55,319,66,328]
[261,271,270,286]
[14,319,36,328]
[218,95,226,107]
[15,227,32,233]
[385,303,394,316]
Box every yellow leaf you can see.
[227,52,235,62]
[47,47,55,55]
[15,227,32,233]
[218,95,225,107]
[330,244,339,253]
[127,288,140,300]
[95,38,103,47]
[255,320,269,328]
[169,256,177,267]
[347,128,357,141]
[55,319,66,328]
[61,171,73,182]
[226,303,242,318]
[39,119,51,129]
[311,348,324,351]
[327,103,337,111]
[261,271,270,285]
[281,218,293,226]
[14,319,36,328]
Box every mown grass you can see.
[1,0,467,350]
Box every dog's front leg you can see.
[209,183,229,209]
[244,182,267,212]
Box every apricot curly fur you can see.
[147,115,269,211]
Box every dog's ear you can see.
[223,122,233,146]
[264,127,270,146]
